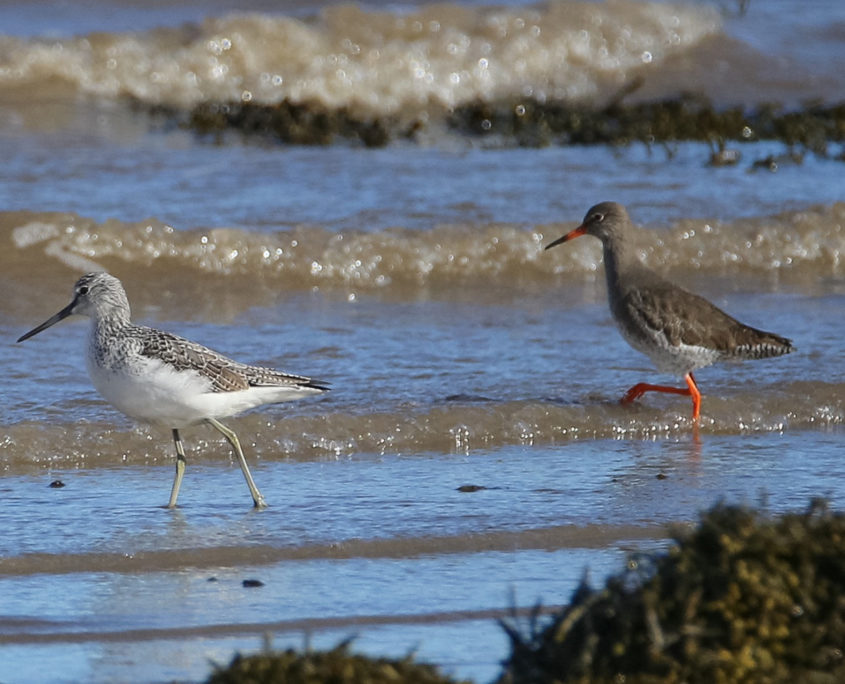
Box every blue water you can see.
[1,1,844,682]
[1,131,843,232]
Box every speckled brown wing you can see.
[136,327,250,392]
[136,326,328,393]
[626,282,794,359]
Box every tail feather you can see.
[729,329,794,360]
[302,378,331,393]
[245,366,330,393]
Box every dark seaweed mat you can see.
[499,499,845,684]
[143,94,845,155]
[207,640,469,684]
[449,96,845,153]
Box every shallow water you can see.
[1,0,844,682]
[3,433,845,682]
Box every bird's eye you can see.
[78,285,89,295]
[591,212,605,223]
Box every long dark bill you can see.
[17,300,76,342]
[544,224,587,251]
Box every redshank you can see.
[545,202,794,419]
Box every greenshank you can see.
[18,272,328,507]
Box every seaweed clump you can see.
[183,100,417,147]
[142,94,845,156]
[500,499,845,684]
[449,96,845,155]
[207,640,468,684]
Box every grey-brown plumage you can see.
[545,201,794,418]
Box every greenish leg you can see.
[168,428,187,508]
[206,418,268,508]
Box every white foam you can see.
[12,221,60,248]
[0,2,721,112]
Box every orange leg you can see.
[621,372,702,419]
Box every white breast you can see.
[87,352,216,428]
[86,347,322,428]
[615,318,721,376]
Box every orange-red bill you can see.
[544,224,587,250]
